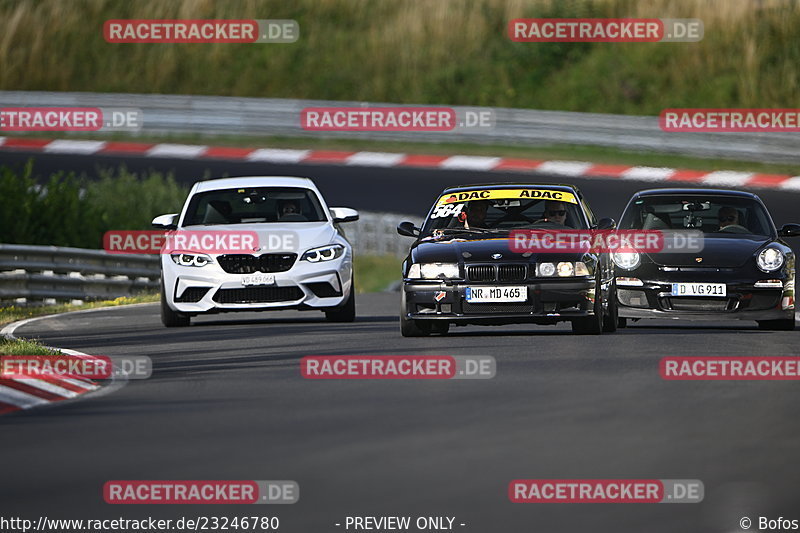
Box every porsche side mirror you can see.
[595,217,616,230]
[779,223,800,237]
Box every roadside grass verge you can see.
[0,337,60,356]
[0,294,160,328]
[1,0,798,114]
[354,255,401,294]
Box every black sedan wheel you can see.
[572,272,604,335]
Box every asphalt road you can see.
[4,296,800,532]
[3,149,800,532]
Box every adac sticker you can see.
[434,291,446,302]
[436,189,577,206]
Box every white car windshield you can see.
[183,187,327,225]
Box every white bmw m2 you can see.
[152,176,359,327]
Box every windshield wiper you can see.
[434,227,507,235]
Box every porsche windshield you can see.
[421,189,589,235]
[183,187,326,225]
[619,195,774,237]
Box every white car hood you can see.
[181,222,338,254]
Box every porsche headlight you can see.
[408,263,459,279]
[612,251,641,270]
[301,244,345,263]
[170,252,213,267]
[757,247,785,272]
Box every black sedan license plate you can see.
[465,286,527,303]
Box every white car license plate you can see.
[465,286,527,303]
[242,273,276,286]
[671,282,726,297]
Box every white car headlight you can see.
[408,263,459,279]
[757,247,785,272]
[301,244,345,263]
[612,251,641,270]
[170,252,213,267]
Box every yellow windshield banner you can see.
[436,189,578,206]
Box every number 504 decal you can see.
[431,203,465,219]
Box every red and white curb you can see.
[1,136,799,192]
[0,307,131,415]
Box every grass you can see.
[0,293,160,328]
[0,337,60,356]
[1,0,799,114]
[354,255,401,294]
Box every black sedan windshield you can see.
[619,196,774,237]
[421,191,589,235]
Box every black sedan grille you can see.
[462,302,533,314]
[217,254,297,274]
[212,286,304,304]
[466,264,527,282]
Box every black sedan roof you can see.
[635,188,759,199]
[445,183,580,194]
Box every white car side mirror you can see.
[152,213,178,229]
[330,207,359,223]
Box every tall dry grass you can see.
[0,0,798,113]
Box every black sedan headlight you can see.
[407,263,460,279]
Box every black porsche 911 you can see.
[396,183,618,336]
[614,188,800,330]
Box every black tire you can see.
[400,314,431,337]
[161,282,190,327]
[757,316,795,331]
[572,272,604,335]
[602,281,618,333]
[400,290,430,337]
[430,322,450,335]
[617,317,628,329]
[325,287,356,322]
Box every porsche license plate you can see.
[242,273,276,286]
[465,286,527,303]
[671,282,726,297]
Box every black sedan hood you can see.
[411,237,584,264]
[645,236,770,268]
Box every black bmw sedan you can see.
[396,183,617,336]
[614,188,800,330]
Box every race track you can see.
[2,149,800,532]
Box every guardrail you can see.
[0,212,418,304]
[0,244,160,304]
[1,91,799,164]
